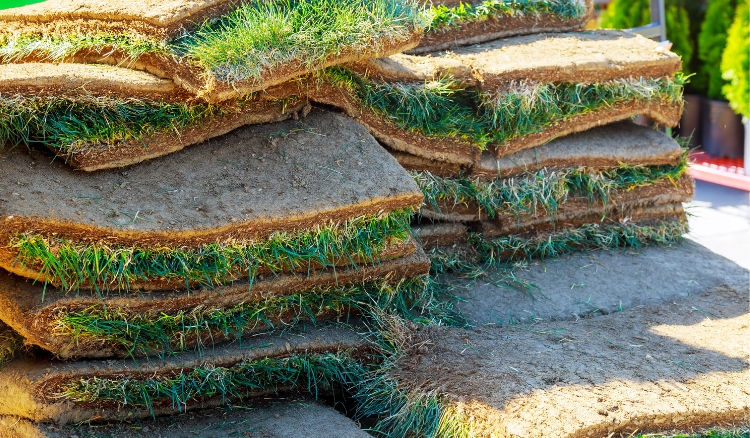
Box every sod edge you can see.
[412,0,592,54]
[414,155,689,220]
[0,0,426,102]
[50,276,435,359]
[4,209,414,292]
[322,68,684,153]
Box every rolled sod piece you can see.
[342,30,683,165]
[0,109,423,292]
[0,0,425,102]
[0,400,373,438]
[0,325,371,424]
[412,0,594,54]
[377,283,749,437]
[0,249,430,359]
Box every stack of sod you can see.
[0,0,425,102]
[0,109,429,358]
[413,0,594,54]
[0,110,443,429]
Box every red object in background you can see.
[689,150,750,191]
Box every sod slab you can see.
[0,247,430,359]
[475,121,685,178]
[0,325,368,424]
[0,109,422,289]
[0,399,372,438]
[0,0,423,103]
[0,62,186,101]
[411,0,594,54]
[391,283,749,437]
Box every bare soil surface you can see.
[0,246,429,359]
[454,239,749,326]
[0,62,186,101]
[358,30,680,87]
[0,0,276,40]
[0,108,421,246]
[0,398,371,437]
[0,325,367,424]
[474,121,684,178]
[394,255,749,437]
[408,0,594,54]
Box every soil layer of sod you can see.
[0,398,372,438]
[0,0,423,103]
[387,281,749,437]
[0,325,369,424]
[0,109,423,290]
[411,0,593,54]
[0,248,430,359]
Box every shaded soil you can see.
[0,398,371,438]
[454,239,750,326]
[474,121,684,178]
[408,0,594,54]
[393,280,749,437]
[421,173,693,223]
[0,108,421,246]
[0,246,430,359]
[413,222,469,251]
[0,325,367,424]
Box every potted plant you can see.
[698,0,743,158]
[721,0,749,169]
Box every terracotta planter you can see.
[678,94,702,147]
[701,99,745,158]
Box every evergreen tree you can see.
[721,0,749,118]
[698,0,736,100]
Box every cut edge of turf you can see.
[413,150,689,219]
[9,208,414,293]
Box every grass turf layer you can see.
[428,219,688,276]
[0,94,225,154]
[11,209,413,292]
[428,0,587,32]
[55,276,458,358]
[414,152,688,219]
[322,68,685,150]
[0,0,424,85]
[59,352,366,417]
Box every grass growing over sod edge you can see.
[0,0,425,85]
[11,209,413,292]
[429,0,587,32]
[415,153,689,219]
[56,276,463,357]
[322,68,685,150]
[0,94,223,154]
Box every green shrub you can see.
[721,0,749,118]
[599,0,694,76]
[698,0,736,100]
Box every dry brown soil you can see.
[0,398,371,438]
[393,245,750,437]
[0,325,367,424]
